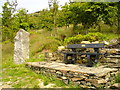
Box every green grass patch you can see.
[115,73,120,83]
[2,41,80,88]
[28,53,45,62]
[102,33,119,41]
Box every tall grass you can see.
[102,33,119,41]
[29,27,73,58]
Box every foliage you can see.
[1,1,119,42]
[20,22,29,30]
[61,2,117,34]
[30,30,64,57]
[64,32,106,44]
[115,73,120,83]
[16,8,29,31]
[2,0,18,41]
[2,1,29,41]
[102,33,119,41]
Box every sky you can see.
[0,0,69,14]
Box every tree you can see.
[62,2,97,34]
[48,0,59,30]
[60,3,73,28]
[61,2,118,34]
[16,8,29,31]
[117,1,120,34]
[2,0,18,41]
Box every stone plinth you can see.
[26,61,119,89]
[14,29,29,64]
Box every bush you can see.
[20,22,29,31]
[64,32,106,44]
[84,32,106,42]
[115,73,120,83]
[64,34,83,44]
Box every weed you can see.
[102,33,119,41]
[115,73,120,83]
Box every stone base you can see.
[26,61,119,89]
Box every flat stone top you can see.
[26,61,118,77]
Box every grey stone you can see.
[103,41,109,45]
[72,81,80,86]
[98,79,107,84]
[56,71,62,75]
[61,76,67,80]
[26,61,119,89]
[110,83,120,89]
[14,29,29,64]
[80,85,95,89]
[71,78,83,82]
[92,41,99,44]
[63,79,69,84]
[67,73,74,78]
[81,41,90,44]
[47,53,53,58]
[110,39,118,44]
[50,57,57,61]
[80,81,87,85]
[57,46,65,51]
[86,82,91,86]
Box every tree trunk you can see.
[84,24,88,35]
[86,28,88,35]
[118,1,120,34]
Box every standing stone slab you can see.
[14,29,29,64]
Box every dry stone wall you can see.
[26,62,119,89]
[45,45,120,65]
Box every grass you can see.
[29,27,73,57]
[2,41,81,88]
[115,73,120,83]
[2,25,120,88]
[102,33,119,41]
[2,53,40,88]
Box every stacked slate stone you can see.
[26,62,119,89]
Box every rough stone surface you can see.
[57,46,65,51]
[26,61,119,89]
[81,41,90,44]
[14,29,29,64]
[110,83,120,89]
[92,41,99,43]
[103,41,109,45]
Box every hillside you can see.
[1,1,120,89]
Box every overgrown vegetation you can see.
[115,73,120,83]
[1,0,120,41]
[1,0,120,88]
[64,32,106,44]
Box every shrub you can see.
[84,32,106,42]
[64,34,83,44]
[115,73,120,83]
[20,22,29,31]
[64,32,106,44]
